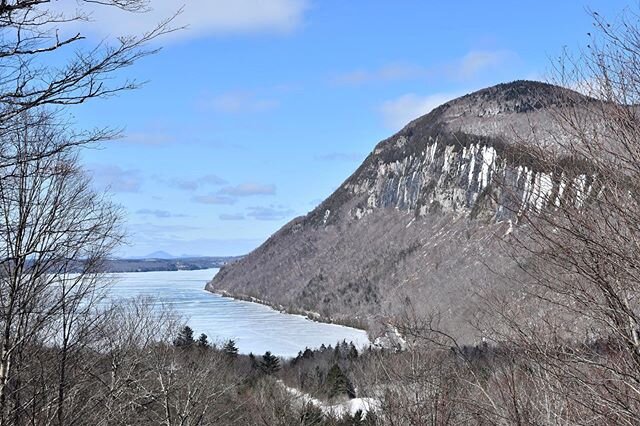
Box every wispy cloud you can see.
[219,183,276,196]
[219,213,246,221]
[200,91,280,113]
[167,174,228,192]
[190,182,276,205]
[246,205,293,221]
[135,209,187,218]
[58,0,310,41]
[379,92,460,130]
[191,194,237,205]
[89,165,143,193]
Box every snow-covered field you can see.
[105,268,370,357]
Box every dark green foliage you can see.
[173,325,195,348]
[261,351,281,375]
[326,363,355,399]
[223,339,239,358]
[196,333,210,349]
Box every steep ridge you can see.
[206,81,597,340]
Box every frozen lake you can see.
[105,268,370,357]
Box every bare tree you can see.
[0,2,178,424]
[0,0,178,169]
[0,111,123,425]
[475,6,640,424]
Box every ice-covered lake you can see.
[105,268,370,358]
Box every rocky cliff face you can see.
[206,81,596,340]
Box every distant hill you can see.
[103,256,243,273]
[135,251,177,260]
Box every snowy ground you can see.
[279,381,380,418]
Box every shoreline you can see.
[210,288,370,335]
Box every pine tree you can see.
[348,342,359,360]
[302,347,314,359]
[173,325,195,348]
[248,353,258,370]
[223,339,239,358]
[260,351,281,375]
[326,363,355,399]
[196,333,210,349]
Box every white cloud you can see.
[379,93,459,130]
[56,0,310,41]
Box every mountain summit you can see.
[206,81,592,338]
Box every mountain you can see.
[134,251,176,260]
[206,81,595,340]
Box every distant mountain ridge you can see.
[206,81,596,339]
[128,251,178,260]
[104,256,242,273]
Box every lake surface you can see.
[106,268,370,357]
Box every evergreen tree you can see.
[173,325,195,348]
[223,339,239,358]
[348,342,359,360]
[260,351,281,375]
[326,363,356,399]
[196,333,210,349]
[248,353,259,370]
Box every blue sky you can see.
[63,0,629,257]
